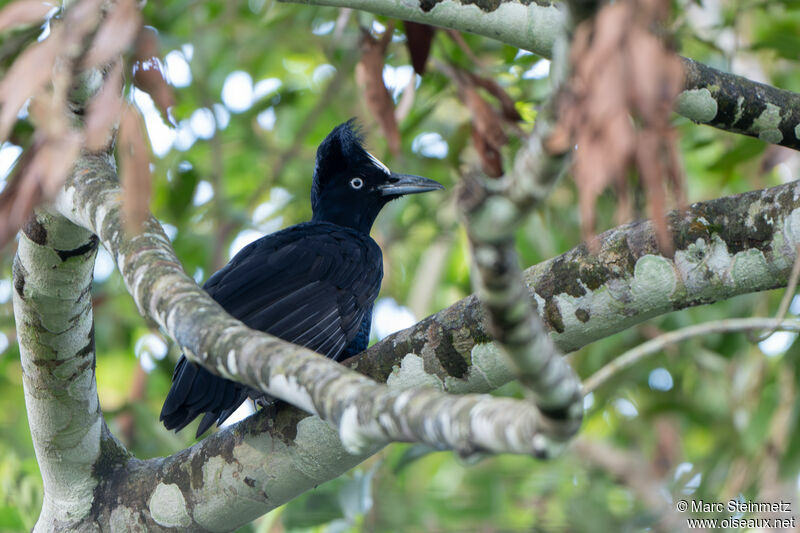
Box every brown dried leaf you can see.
[471,126,503,178]
[82,0,141,69]
[462,85,507,150]
[132,27,175,121]
[403,21,434,75]
[118,104,152,232]
[469,73,521,122]
[85,61,123,151]
[447,64,508,177]
[554,0,683,252]
[394,73,416,122]
[356,23,400,155]
[760,145,793,176]
[0,130,80,245]
[0,0,55,33]
[0,24,61,142]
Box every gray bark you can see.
[15,153,800,529]
[283,0,800,151]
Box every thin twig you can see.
[583,317,800,394]
[748,243,800,342]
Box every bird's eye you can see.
[350,177,364,190]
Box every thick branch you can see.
[56,156,563,458]
[351,180,800,384]
[140,178,800,531]
[39,176,800,530]
[283,0,800,150]
[12,206,129,531]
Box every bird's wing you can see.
[160,223,382,435]
[204,222,383,358]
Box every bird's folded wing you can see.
[203,222,382,358]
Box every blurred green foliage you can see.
[1,0,800,530]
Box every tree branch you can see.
[350,179,800,384]
[54,155,585,453]
[20,170,800,529]
[12,203,129,530]
[283,0,800,151]
[583,317,800,394]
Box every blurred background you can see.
[2,0,800,531]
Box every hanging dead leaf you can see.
[81,0,141,69]
[444,63,509,177]
[471,126,503,178]
[468,72,521,122]
[0,24,61,142]
[462,85,507,151]
[553,0,684,253]
[0,0,55,33]
[117,104,152,232]
[760,145,793,176]
[0,130,81,245]
[356,23,400,155]
[85,61,123,151]
[394,74,416,122]
[132,26,175,122]
[403,21,434,75]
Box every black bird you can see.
[160,119,443,437]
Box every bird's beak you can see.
[379,173,445,197]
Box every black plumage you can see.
[160,119,443,437]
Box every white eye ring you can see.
[350,177,364,190]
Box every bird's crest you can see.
[314,119,390,183]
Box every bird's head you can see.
[311,119,444,233]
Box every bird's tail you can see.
[160,355,248,438]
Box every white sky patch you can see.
[648,367,674,391]
[0,332,7,355]
[759,331,797,357]
[674,462,694,481]
[372,298,416,340]
[189,108,216,139]
[0,143,23,181]
[614,398,638,418]
[522,59,551,80]
[0,279,11,303]
[254,78,282,100]
[312,19,335,35]
[213,104,230,129]
[193,267,204,284]
[193,180,214,206]
[312,64,336,86]
[411,132,448,159]
[161,223,178,241]
[174,121,196,151]
[257,107,277,131]
[372,20,386,34]
[367,151,390,174]
[220,400,257,428]
[38,19,51,41]
[17,99,29,120]
[135,333,168,373]
[222,71,254,113]
[181,43,194,61]
[253,186,292,225]
[249,0,266,14]
[94,246,116,283]
[684,473,702,494]
[790,294,800,315]
[583,392,594,410]
[229,229,265,259]
[514,49,534,59]
[164,50,192,87]
[382,65,418,101]
[132,88,175,157]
